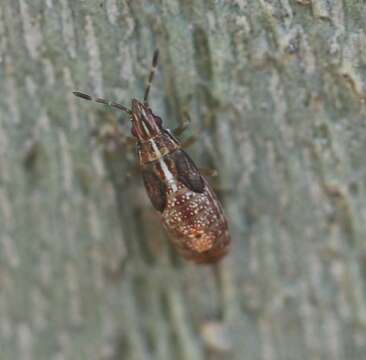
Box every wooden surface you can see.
[1,1,366,359]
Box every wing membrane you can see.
[173,150,205,193]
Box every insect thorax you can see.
[137,131,180,165]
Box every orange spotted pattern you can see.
[162,180,230,263]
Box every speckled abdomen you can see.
[162,180,230,263]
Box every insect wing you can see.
[142,168,167,212]
[173,150,205,193]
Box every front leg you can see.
[91,112,136,153]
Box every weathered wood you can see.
[1,1,366,359]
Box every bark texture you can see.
[1,1,366,359]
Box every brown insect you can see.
[73,50,230,263]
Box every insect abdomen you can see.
[162,181,230,263]
[141,148,230,264]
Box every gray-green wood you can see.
[1,1,366,359]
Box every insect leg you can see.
[126,165,141,179]
[91,127,136,147]
[90,112,136,153]
[175,110,207,149]
[199,168,218,177]
[181,134,198,148]
[173,110,191,136]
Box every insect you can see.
[73,50,230,263]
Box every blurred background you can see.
[1,1,366,359]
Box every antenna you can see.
[143,49,159,104]
[73,91,131,115]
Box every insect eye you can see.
[155,116,162,127]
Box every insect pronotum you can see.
[73,50,230,263]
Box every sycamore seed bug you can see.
[73,50,230,263]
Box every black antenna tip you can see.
[73,91,92,101]
[152,49,159,66]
